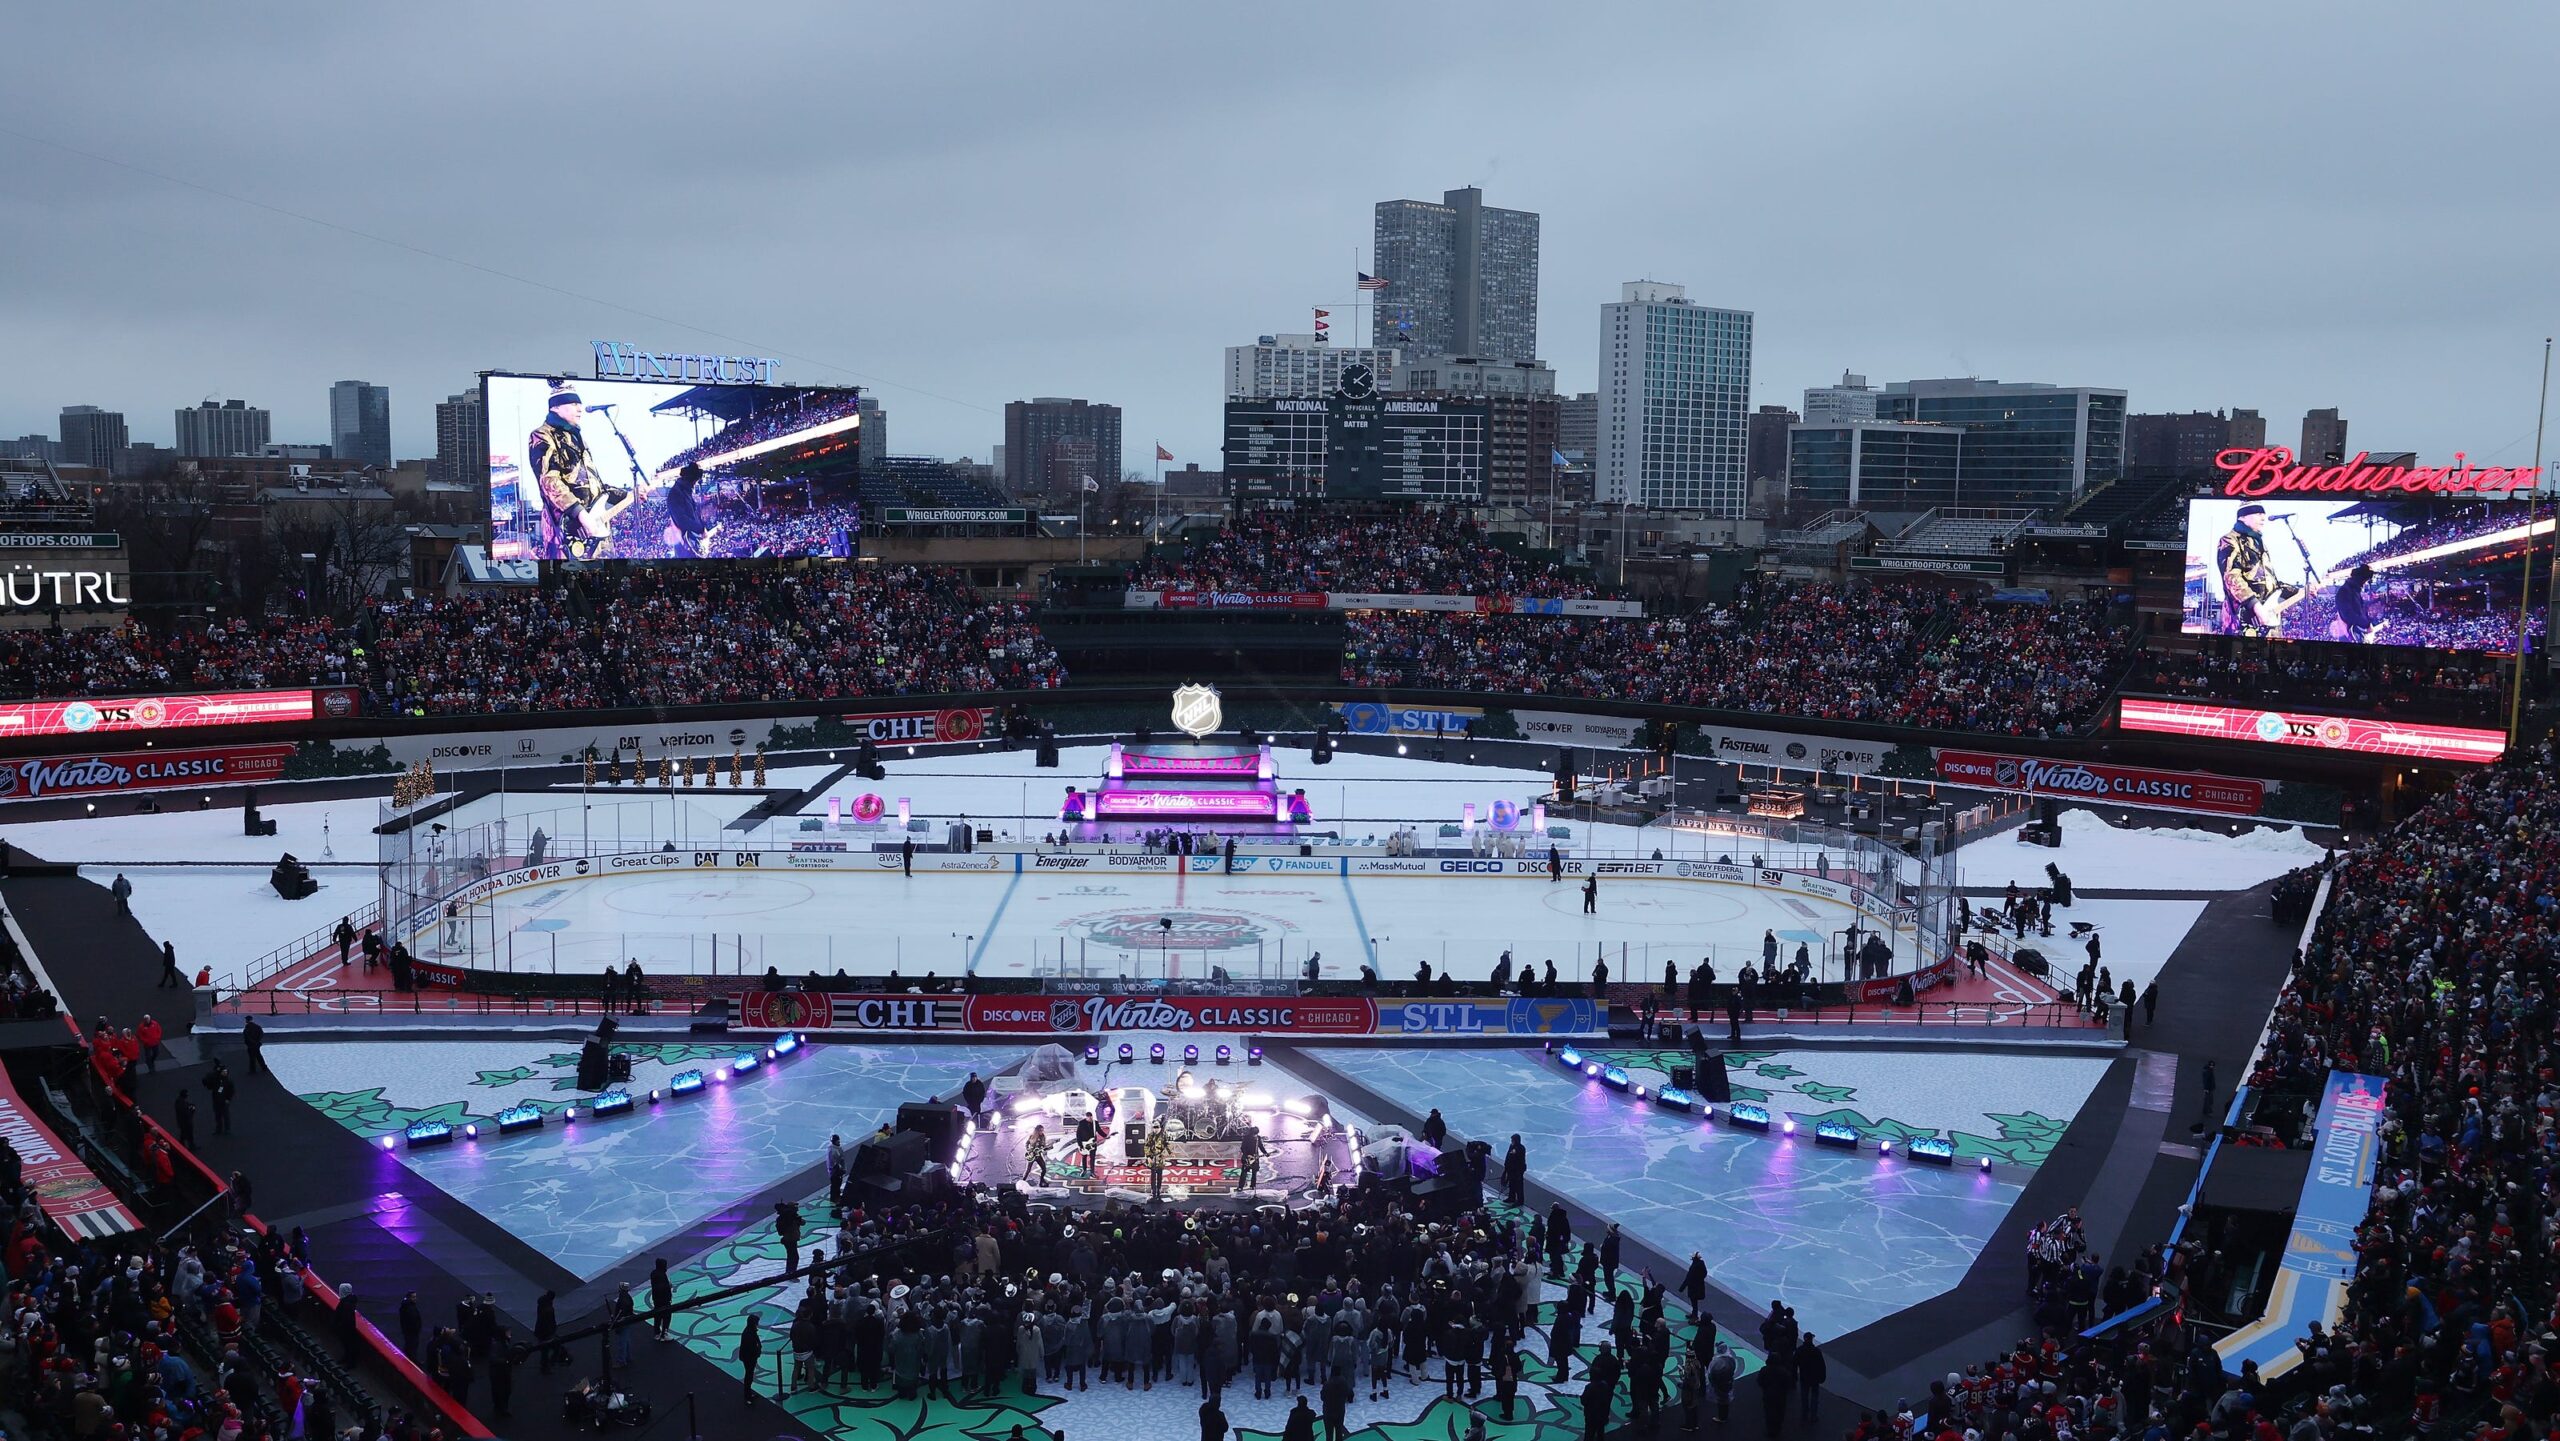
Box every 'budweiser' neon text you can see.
[2215,447,2541,499]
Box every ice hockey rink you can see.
[464,857,1888,985]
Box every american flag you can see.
[1357,272,1388,292]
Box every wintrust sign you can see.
[1936,748,2265,816]
[2215,447,2541,499]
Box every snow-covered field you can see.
[1951,807,2327,892]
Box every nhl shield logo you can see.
[1170,684,1223,739]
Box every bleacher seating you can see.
[1878,506,2037,556]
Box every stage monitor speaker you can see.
[1606,1003,1642,1041]
[1669,1064,1696,1090]
[1408,1174,1469,1220]
[576,1038,608,1091]
[853,1129,932,1179]
[896,1101,969,1164]
[1697,1057,1734,1105]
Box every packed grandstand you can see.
[0,500,2550,1441]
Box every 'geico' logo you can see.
[1438,860,1505,873]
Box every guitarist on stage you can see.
[2216,502,2300,637]
[530,387,635,560]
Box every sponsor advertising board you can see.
[1693,724,1889,774]
[1513,710,1644,749]
[0,688,328,742]
[0,742,295,802]
[963,994,1376,1034]
[840,706,998,745]
[736,992,961,1031]
[1374,997,1603,1035]
[1124,590,1327,611]
[1331,702,1483,736]
[1937,748,2268,816]
[2115,698,2506,766]
[373,716,810,771]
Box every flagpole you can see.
[1154,444,1164,537]
[2509,336,2552,746]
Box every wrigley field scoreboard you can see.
[1224,364,1487,502]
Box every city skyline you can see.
[3,4,2554,476]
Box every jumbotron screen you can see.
[483,373,864,562]
[2181,497,2551,652]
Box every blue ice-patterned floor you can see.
[304,1042,1024,1279]
[1320,1048,2062,1341]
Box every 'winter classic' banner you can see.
[0,743,296,801]
[1935,749,2265,817]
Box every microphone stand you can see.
[591,406,650,501]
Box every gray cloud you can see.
[4,3,2554,468]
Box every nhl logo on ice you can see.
[1170,684,1222,739]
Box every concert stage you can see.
[961,1038,1364,1208]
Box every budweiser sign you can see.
[2215,447,2542,499]
[1936,749,2265,817]
[965,994,1375,1034]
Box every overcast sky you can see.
[6,4,2556,473]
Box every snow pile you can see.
[1956,808,2328,892]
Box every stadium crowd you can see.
[367,566,1061,715]
[1126,510,1599,598]
[1343,581,2136,738]
[2237,736,2560,1438]
[0,567,1061,714]
[2133,647,2512,726]
[653,389,869,477]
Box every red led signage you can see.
[0,689,326,742]
[2117,698,2507,765]
[2215,447,2542,499]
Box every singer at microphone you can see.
[2215,502,2293,638]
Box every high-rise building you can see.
[1002,397,1122,498]
[1,435,60,463]
[1554,392,1597,465]
[328,380,392,469]
[857,396,888,469]
[1786,420,1965,510]
[1748,405,1799,491]
[1874,378,2126,508]
[1801,372,1878,426]
[433,390,485,485]
[1371,186,1539,362]
[57,406,127,473]
[1225,334,1403,399]
[174,399,272,459]
[1597,282,1753,514]
[1388,354,1556,397]
[2301,407,2349,465]
[2127,408,2264,474]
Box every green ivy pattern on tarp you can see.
[1584,1049,2078,1167]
